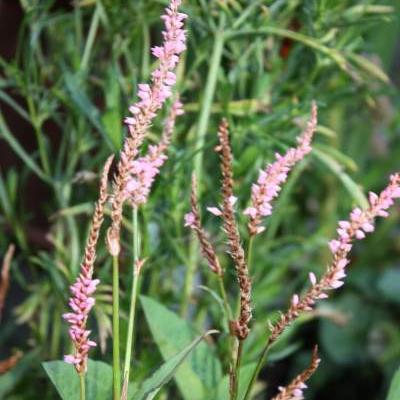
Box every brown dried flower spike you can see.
[216,119,252,340]
[185,174,223,275]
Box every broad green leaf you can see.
[215,363,257,400]
[387,366,400,400]
[133,330,218,400]
[42,359,112,400]
[140,296,222,400]
[377,268,400,304]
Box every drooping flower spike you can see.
[268,173,400,345]
[244,102,317,236]
[63,156,113,374]
[107,0,187,255]
[272,346,320,400]
[184,174,223,276]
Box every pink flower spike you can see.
[245,102,317,236]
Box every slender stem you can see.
[112,256,121,400]
[218,275,233,322]
[247,236,255,271]
[243,340,272,400]
[81,3,101,71]
[232,340,244,400]
[181,22,226,316]
[122,207,140,396]
[231,236,255,398]
[79,373,86,400]
[218,274,237,381]
[26,96,51,176]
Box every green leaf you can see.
[313,148,368,209]
[133,330,218,400]
[387,366,400,400]
[42,359,112,400]
[377,268,400,304]
[0,112,50,183]
[101,65,122,149]
[140,296,222,400]
[64,72,114,150]
[215,363,257,400]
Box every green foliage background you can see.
[0,0,399,399]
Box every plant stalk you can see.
[243,340,272,400]
[122,207,141,396]
[112,255,121,400]
[81,3,101,71]
[231,340,244,400]
[231,236,255,398]
[181,21,226,316]
[79,373,85,400]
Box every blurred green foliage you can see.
[0,0,399,399]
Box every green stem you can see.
[112,256,121,400]
[243,340,271,400]
[181,21,226,317]
[79,373,85,400]
[122,207,140,396]
[218,274,237,380]
[231,236,255,397]
[26,96,51,177]
[81,3,101,71]
[247,236,255,270]
[218,274,232,322]
[231,340,244,400]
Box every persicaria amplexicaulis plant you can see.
[52,2,400,400]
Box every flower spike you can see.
[272,346,320,400]
[107,0,187,255]
[245,102,317,236]
[184,174,223,275]
[217,119,252,340]
[268,173,400,345]
[63,156,113,374]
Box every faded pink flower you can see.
[184,211,196,228]
[125,100,183,206]
[269,173,400,344]
[244,103,317,236]
[123,1,186,135]
[108,0,187,255]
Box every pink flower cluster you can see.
[124,0,186,133]
[324,173,400,290]
[63,274,99,373]
[184,212,196,228]
[244,103,317,236]
[269,173,400,345]
[276,383,307,400]
[125,100,183,206]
